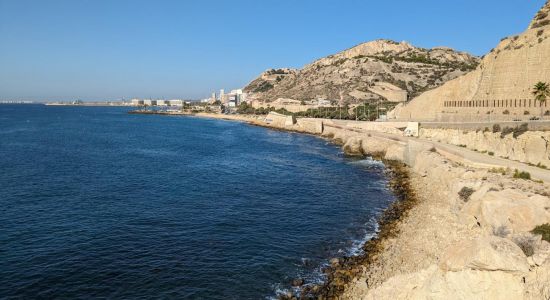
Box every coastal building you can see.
[315,99,332,107]
[214,88,248,106]
[156,100,168,106]
[168,100,183,106]
[143,99,156,106]
[131,99,144,106]
[227,94,238,107]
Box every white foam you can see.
[349,157,385,169]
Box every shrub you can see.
[503,110,510,115]
[458,187,475,202]
[513,123,529,138]
[524,110,530,115]
[513,236,537,257]
[532,223,550,242]
[253,81,274,93]
[488,151,495,156]
[532,19,550,28]
[489,167,508,175]
[513,169,531,180]
[545,110,550,116]
[500,127,514,138]
[492,124,501,133]
[493,225,510,238]
[536,11,548,20]
[537,29,545,37]
[429,147,437,152]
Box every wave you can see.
[128,148,178,157]
[348,157,385,169]
[270,216,382,299]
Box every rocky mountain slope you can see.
[244,40,480,104]
[392,0,550,121]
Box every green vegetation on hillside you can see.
[237,101,397,121]
[532,223,550,242]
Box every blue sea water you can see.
[0,105,396,299]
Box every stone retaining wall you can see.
[420,128,550,167]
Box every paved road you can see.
[325,123,550,183]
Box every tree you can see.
[533,82,550,118]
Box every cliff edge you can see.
[392,1,550,121]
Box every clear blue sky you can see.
[0,0,545,101]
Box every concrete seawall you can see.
[255,113,430,170]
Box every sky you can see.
[0,0,546,101]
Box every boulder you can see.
[384,143,406,161]
[343,136,364,156]
[365,265,524,300]
[463,189,550,233]
[439,236,529,274]
[361,136,392,155]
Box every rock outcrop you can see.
[463,188,550,234]
[264,112,296,128]
[419,128,550,167]
[439,236,530,273]
[392,1,550,121]
[244,40,479,104]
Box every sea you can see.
[0,105,396,299]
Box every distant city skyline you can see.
[0,0,545,101]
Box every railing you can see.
[442,99,548,109]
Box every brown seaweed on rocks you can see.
[279,159,417,300]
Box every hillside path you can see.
[325,123,550,182]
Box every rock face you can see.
[264,112,296,128]
[439,236,530,273]
[363,266,525,300]
[244,40,479,104]
[419,128,550,167]
[392,1,550,121]
[463,188,550,233]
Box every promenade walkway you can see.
[324,123,550,182]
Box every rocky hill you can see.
[392,0,550,121]
[244,40,480,104]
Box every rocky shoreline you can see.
[287,159,418,300]
[135,111,550,299]
[192,113,422,299]
[208,113,550,299]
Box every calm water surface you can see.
[0,105,395,299]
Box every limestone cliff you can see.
[244,40,479,104]
[392,1,550,121]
